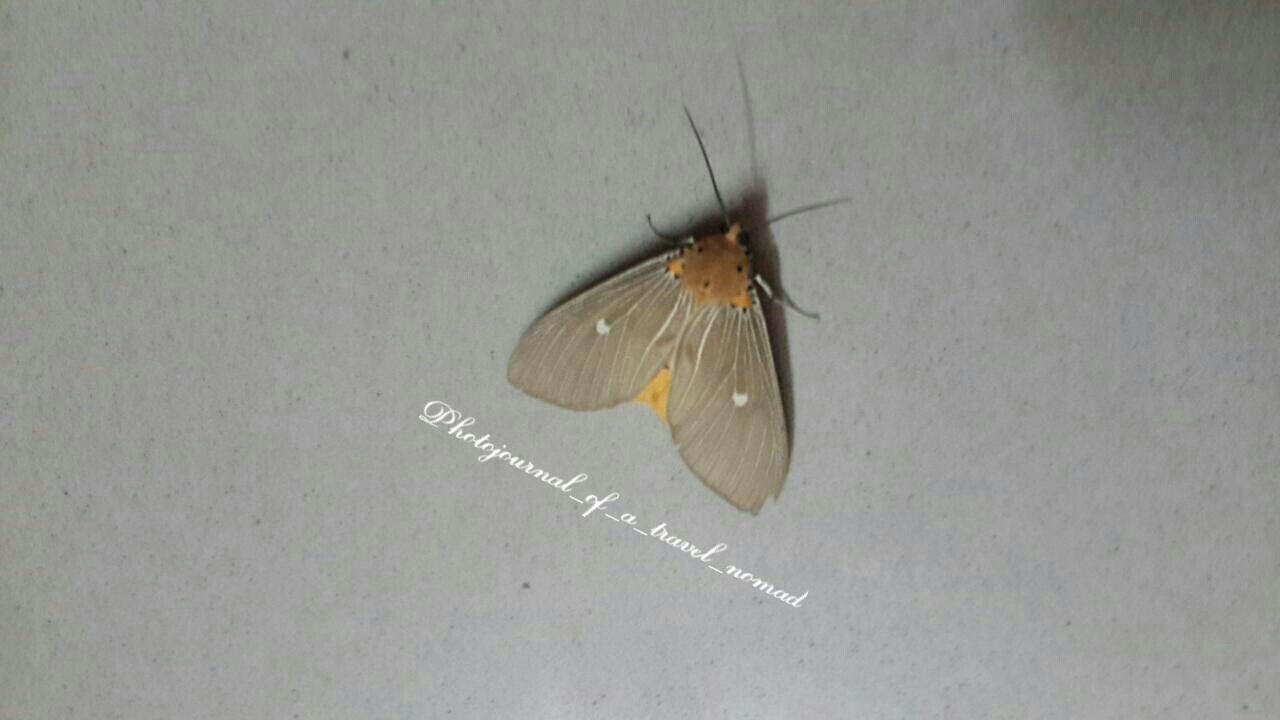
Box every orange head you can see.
[666,223,755,310]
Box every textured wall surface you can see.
[3,2,1278,718]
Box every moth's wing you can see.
[508,253,690,410]
[667,298,789,513]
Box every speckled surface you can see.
[3,2,1278,718]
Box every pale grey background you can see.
[2,2,1278,718]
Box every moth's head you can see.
[669,222,754,310]
[725,222,747,247]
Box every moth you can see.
[508,108,844,513]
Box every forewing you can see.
[667,299,789,513]
[508,253,690,410]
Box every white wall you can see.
[3,2,1277,718]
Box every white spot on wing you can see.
[595,318,611,335]
[733,390,749,407]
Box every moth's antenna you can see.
[754,274,820,320]
[749,197,851,235]
[683,105,730,230]
[736,54,763,189]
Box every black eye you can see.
[736,265,743,273]
[703,281,710,289]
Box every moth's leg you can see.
[646,214,688,245]
[753,274,820,320]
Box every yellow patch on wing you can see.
[634,366,672,425]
